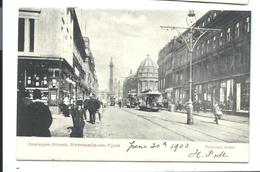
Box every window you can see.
[235,22,240,38]
[202,22,205,27]
[18,18,25,51]
[26,72,48,88]
[55,70,60,77]
[18,18,35,52]
[213,36,217,49]
[245,17,250,33]
[201,43,205,55]
[240,49,247,65]
[207,17,211,22]
[196,46,200,56]
[226,28,231,42]
[27,76,32,85]
[207,39,211,52]
[213,12,217,19]
[180,73,183,81]
[29,19,35,52]
[219,32,223,46]
[172,58,175,67]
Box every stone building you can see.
[137,56,159,95]
[123,56,158,98]
[157,11,250,115]
[123,70,138,99]
[17,8,98,113]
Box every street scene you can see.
[16,8,250,143]
[50,105,249,142]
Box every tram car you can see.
[138,91,162,112]
[126,94,137,108]
[110,96,116,106]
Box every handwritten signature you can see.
[188,149,229,159]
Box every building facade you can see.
[158,11,250,115]
[123,70,138,98]
[17,8,98,113]
[123,56,158,98]
[137,56,159,95]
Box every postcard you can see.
[16,8,250,162]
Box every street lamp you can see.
[186,10,196,124]
[161,10,221,125]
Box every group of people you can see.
[17,89,53,137]
[17,87,103,138]
[69,96,102,138]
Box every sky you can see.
[76,9,207,91]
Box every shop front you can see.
[192,74,249,115]
[17,57,77,114]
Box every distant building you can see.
[136,56,159,95]
[17,8,98,113]
[123,56,158,98]
[158,11,250,115]
[123,70,138,98]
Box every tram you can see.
[126,93,137,108]
[137,91,162,112]
[110,96,116,106]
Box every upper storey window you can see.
[219,32,223,46]
[235,22,240,38]
[207,16,211,23]
[213,12,217,19]
[18,18,35,52]
[226,27,231,42]
[202,22,205,27]
[245,17,250,33]
[29,19,35,52]
[18,18,25,51]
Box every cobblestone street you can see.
[50,106,249,143]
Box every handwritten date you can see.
[126,140,189,152]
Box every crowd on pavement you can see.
[17,89,53,137]
[17,88,103,138]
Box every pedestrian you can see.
[63,96,70,117]
[213,102,222,124]
[70,100,86,137]
[97,98,102,121]
[84,97,90,120]
[26,89,53,137]
[17,89,33,136]
[88,96,100,124]
[193,100,200,113]
[118,100,122,108]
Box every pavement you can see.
[171,110,249,124]
[49,114,73,137]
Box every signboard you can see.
[48,88,57,106]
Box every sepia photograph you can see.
[16,8,250,162]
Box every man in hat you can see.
[70,100,86,137]
[87,96,100,124]
[17,88,33,136]
[26,89,53,137]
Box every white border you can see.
[169,0,248,4]
[3,0,260,171]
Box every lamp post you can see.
[186,10,196,124]
[161,10,221,125]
